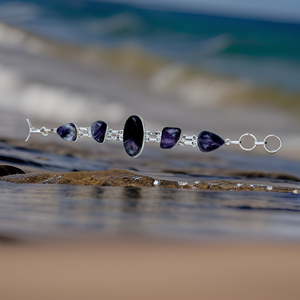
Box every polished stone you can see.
[57,123,77,142]
[123,115,145,157]
[91,120,107,143]
[198,131,224,152]
[160,127,181,149]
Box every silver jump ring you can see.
[239,133,257,151]
[263,134,282,154]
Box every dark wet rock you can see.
[160,127,181,149]
[123,115,145,157]
[227,171,300,182]
[0,234,23,244]
[0,169,154,187]
[0,165,25,177]
[0,168,298,193]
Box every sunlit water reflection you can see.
[1,181,300,241]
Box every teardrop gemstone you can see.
[198,131,224,152]
[91,120,107,143]
[123,115,145,158]
[57,123,77,142]
[160,127,181,149]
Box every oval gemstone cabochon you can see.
[123,115,145,157]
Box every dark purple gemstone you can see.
[160,127,181,149]
[57,123,77,142]
[91,120,107,143]
[123,115,145,157]
[198,131,224,152]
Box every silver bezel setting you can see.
[136,115,146,158]
[122,115,146,158]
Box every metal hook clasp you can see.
[225,133,282,153]
[25,119,57,142]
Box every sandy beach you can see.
[2,238,300,300]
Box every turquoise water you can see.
[0,0,300,90]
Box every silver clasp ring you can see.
[239,133,257,151]
[262,134,282,154]
[225,133,282,153]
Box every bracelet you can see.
[25,115,282,158]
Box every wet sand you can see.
[2,238,300,300]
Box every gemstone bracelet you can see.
[25,115,282,157]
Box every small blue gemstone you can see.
[123,115,145,157]
[160,127,181,149]
[91,120,107,143]
[57,123,77,142]
[198,131,224,152]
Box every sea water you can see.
[0,0,299,91]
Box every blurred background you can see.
[0,0,299,158]
[1,2,300,300]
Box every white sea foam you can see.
[83,12,143,35]
[0,22,46,55]
[193,33,232,56]
[0,23,241,110]
[0,63,127,125]
[149,63,249,107]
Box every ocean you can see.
[0,0,299,92]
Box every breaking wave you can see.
[0,21,299,121]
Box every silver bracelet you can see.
[25,115,282,158]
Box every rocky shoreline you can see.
[1,165,299,194]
